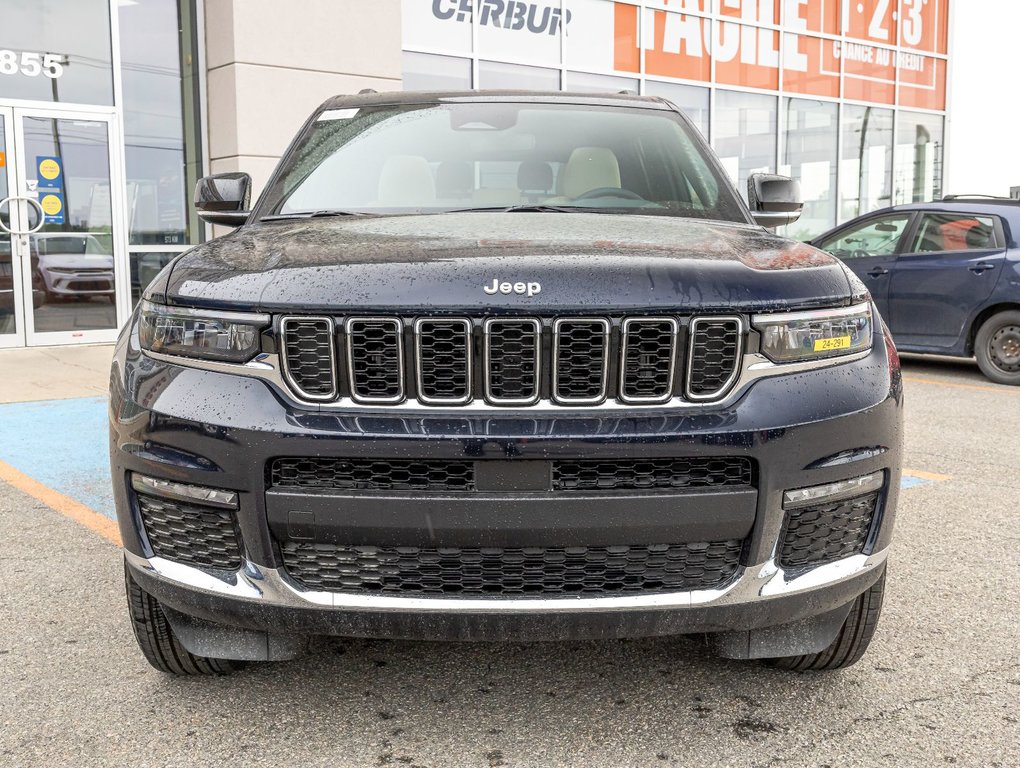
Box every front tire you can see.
[975,310,1020,385]
[124,563,243,676]
[768,572,885,672]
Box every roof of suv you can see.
[317,89,674,112]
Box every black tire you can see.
[768,572,885,672]
[975,310,1020,385]
[124,563,243,676]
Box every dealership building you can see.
[0,0,983,349]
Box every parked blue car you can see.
[811,198,1020,384]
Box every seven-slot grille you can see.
[277,315,744,407]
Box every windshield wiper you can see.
[448,204,587,214]
[261,209,375,221]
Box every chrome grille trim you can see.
[483,318,542,406]
[619,317,679,404]
[686,316,744,402]
[279,316,338,402]
[551,317,610,405]
[414,317,473,405]
[345,317,405,404]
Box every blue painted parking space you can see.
[0,396,114,519]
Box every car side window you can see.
[907,213,1000,253]
[816,214,912,259]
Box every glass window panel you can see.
[565,71,638,94]
[0,0,113,105]
[644,80,709,138]
[477,61,560,90]
[119,0,196,247]
[714,90,777,202]
[840,105,893,220]
[894,111,944,206]
[781,98,837,241]
[402,52,472,91]
[909,214,998,254]
[131,251,178,305]
[23,117,117,333]
[815,213,912,259]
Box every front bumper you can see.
[111,323,902,644]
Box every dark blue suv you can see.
[812,198,1020,384]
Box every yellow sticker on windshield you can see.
[814,336,852,352]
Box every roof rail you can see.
[941,194,1016,202]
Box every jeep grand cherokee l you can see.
[110,91,902,675]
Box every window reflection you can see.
[781,98,837,241]
[715,90,777,202]
[0,0,113,105]
[841,105,893,220]
[644,81,710,138]
[894,112,944,205]
[119,0,196,247]
[403,52,473,91]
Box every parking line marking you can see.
[0,459,121,546]
[903,375,1018,394]
[903,468,951,482]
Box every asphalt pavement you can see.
[1,356,1018,768]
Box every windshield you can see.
[259,102,747,222]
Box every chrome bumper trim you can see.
[125,547,888,614]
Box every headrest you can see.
[517,160,554,193]
[560,147,621,199]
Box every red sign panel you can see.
[613,0,948,111]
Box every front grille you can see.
[620,318,679,403]
[280,540,744,596]
[281,317,336,400]
[553,457,754,492]
[277,314,745,407]
[137,494,242,570]
[415,318,472,404]
[687,318,742,399]
[553,319,610,403]
[269,457,475,492]
[347,317,404,403]
[485,319,541,404]
[778,492,880,571]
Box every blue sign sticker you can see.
[39,190,65,224]
[36,156,63,189]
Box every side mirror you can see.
[747,173,803,228]
[195,172,251,227]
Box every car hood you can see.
[163,212,854,313]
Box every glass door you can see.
[0,108,30,348]
[4,106,125,346]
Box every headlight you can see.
[752,303,873,364]
[139,300,269,363]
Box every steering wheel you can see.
[572,187,645,202]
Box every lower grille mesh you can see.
[137,494,242,570]
[554,457,754,492]
[270,457,476,492]
[779,492,880,571]
[280,540,744,596]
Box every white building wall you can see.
[945,0,1020,197]
[203,0,403,199]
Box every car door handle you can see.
[969,262,995,274]
[866,267,889,278]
